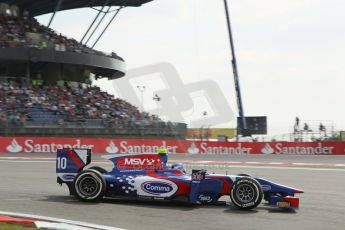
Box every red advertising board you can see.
[1,137,345,155]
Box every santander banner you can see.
[1,137,345,155]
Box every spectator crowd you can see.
[0,81,161,128]
[0,3,163,129]
[0,5,106,56]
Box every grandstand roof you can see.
[3,0,153,16]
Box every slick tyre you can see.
[230,177,263,210]
[237,174,252,177]
[88,166,108,174]
[74,169,106,202]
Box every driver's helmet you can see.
[157,148,168,154]
[171,163,186,173]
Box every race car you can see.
[56,148,303,210]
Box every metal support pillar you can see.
[47,0,64,28]
[85,6,112,45]
[80,0,110,43]
[223,0,250,136]
[91,6,124,48]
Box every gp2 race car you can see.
[56,148,304,210]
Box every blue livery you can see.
[56,148,304,210]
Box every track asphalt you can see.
[0,153,344,230]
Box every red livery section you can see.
[64,148,84,170]
[283,196,300,208]
[207,175,232,195]
[169,179,191,196]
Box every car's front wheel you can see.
[74,169,106,202]
[230,177,263,210]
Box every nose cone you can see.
[292,188,304,193]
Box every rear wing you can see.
[56,148,91,183]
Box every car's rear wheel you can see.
[230,177,263,210]
[88,166,108,174]
[74,169,106,202]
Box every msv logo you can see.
[141,181,173,195]
[124,158,155,166]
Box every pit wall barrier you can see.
[1,137,345,155]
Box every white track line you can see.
[1,157,344,170]
[181,163,345,171]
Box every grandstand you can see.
[0,0,187,139]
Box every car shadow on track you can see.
[40,195,228,211]
[224,203,297,214]
[40,196,297,214]
[103,199,200,211]
[262,203,297,214]
[38,195,85,204]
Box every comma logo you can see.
[141,181,173,195]
[106,141,119,154]
[6,139,23,153]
